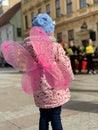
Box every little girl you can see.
[1,14,74,130]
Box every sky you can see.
[0,0,9,7]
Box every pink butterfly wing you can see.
[30,27,62,87]
[21,73,33,94]
[0,41,37,72]
[21,64,43,94]
[57,57,74,89]
[29,27,74,90]
[30,27,54,67]
[1,40,42,94]
[44,63,64,89]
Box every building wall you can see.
[21,0,98,46]
[0,9,23,45]
[0,24,13,42]
[0,24,13,57]
[10,9,23,43]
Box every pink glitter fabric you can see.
[0,40,37,72]
[0,27,74,95]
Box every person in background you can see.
[77,45,86,73]
[59,40,68,54]
[94,46,98,59]
[85,39,96,74]
[68,40,78,74]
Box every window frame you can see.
[94,0,98,3]
[46,4,50,15]
[66,0,73,13]
[55,0,61,17]
[31,12,34,22]
[38,8,42,14]
[57,32,62,42]
[79,0,86,9]
[24,0,29,3]
[25,15,29,30]
[68,29,74,41]
[17,28,22,37]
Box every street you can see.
[0,68,98,130]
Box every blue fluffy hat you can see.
[32,14,55,35]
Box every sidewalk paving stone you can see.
[0,68,98,130]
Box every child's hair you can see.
[32,13,55,35]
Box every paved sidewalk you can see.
[0,68,98,130]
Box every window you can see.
[6,28,9,40]
[66,0,72,13]
[46,4,50,15]
[25,15,28,29]
[55,0,61,17]
[38,8,42,14]
[57,32,62,42]
[0,0,2,7]
[17,28,22,37]
[94,0,98,3]
[96,22,98,31]
[24,0,29,3]
[31,12,34,22]
[79,0,86,9]
[68,30,74,41]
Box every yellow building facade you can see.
[21,0,98,46]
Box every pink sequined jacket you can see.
[24,37,74,108]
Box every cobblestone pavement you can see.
[0,68,98,130]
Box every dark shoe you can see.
[73,71,77,74]
[78,71,82,74]
[87,71,92,74]
[92,70,96,74]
